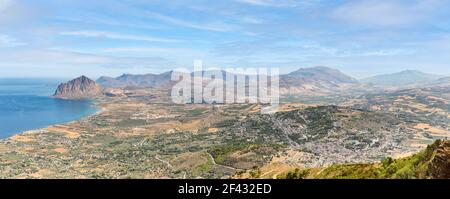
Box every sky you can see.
[1,0,450,79]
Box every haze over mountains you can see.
[97,72,173,88]
[279,67,361,95]
[360,70,442,87]
[51,66,450,101]
[94,66,448,96]
[429,77,450,87]
[361,70,443,88]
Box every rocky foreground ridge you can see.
[277,140,450,179]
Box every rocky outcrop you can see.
[429,140,450,179]
[53,76,102,99]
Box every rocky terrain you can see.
[54,76,102,99]
[429,140,450,179]
[277,140,450,179]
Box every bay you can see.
[0,78,96,138]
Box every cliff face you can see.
[53,76,102,99]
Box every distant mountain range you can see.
[96,66,363,95]
[97,71,173,88]
[361,70,443,88]
[430,77,450,87]
[55,67,449,99]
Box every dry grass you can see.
[46,125,81,139]
[10,134,34,142]
[414,123,450,136]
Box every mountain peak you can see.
[310,66,335,70]
[54,76,102,99]
[72,75,95,84]
[286,66,357,83]
[291,66,335,73]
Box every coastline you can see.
[0,97,101,140]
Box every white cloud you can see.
[0,48,177,77]
[0,48,175,70]
[237,0,277,6]
[0,0,14,12]
[332,0,444,27]
[147,12,236,32]
[101,46,196,54]
[100,46,206,58]
[0,34,26,47]
[0,0,39,25]
[59,30,182,43]
[239,16,265,24]
[236,0,321,8]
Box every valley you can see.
[0,67,449,179]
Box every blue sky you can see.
[1,0,450,78]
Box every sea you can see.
[0,78,97,138]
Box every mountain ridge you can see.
[361,70,442,88]
[96,66,363,95]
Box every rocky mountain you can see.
[97,71,173,88]
[53,76,102,99]
[361,70,442,88]
[283,66,357,83]
[96,66,369,96]
[279,66,362,95]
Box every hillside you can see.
[279,66,365,95]
[361,70,442,88]
[97,71,173,88]
[428,77,450,87]
[283,66,357,84]
[278,140,450,179]
[214,105,429,169]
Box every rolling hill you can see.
[361,70,442,88]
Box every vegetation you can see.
[208,142,258,164]
[278,140,442,179]
[249,168,262,178]
[282,168,310,179]
[186,108,207,117]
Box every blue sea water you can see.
[0,78,97,138]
